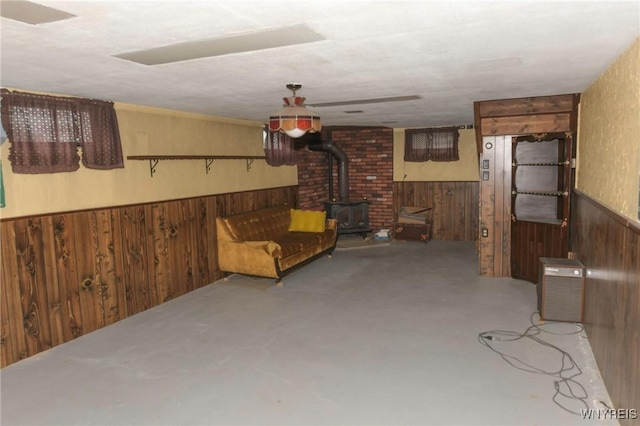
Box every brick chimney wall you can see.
[296,126,394,231]
[295,142,329,211]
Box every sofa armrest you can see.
[326,218,338,232]
[240,240,282,257]
[217,239,282,278]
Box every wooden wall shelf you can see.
[126,155,266,177]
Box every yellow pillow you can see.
[289,209,326,233]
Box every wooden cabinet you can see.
[474,94,580,280]
[510,133,573,282]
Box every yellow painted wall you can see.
[0,95,297,219]
[393,128,479,181]
[577,38,640,221]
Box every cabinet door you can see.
[510,133,572,282]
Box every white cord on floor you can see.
[478,312,589,416]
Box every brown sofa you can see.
[216,205,338,282]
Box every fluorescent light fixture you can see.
[114,24,325,65]
[309,95,421,108]
[0,0,76,25]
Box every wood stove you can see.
[325,200,370,236]
[303,132,371,236]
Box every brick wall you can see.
[295,140,329,211]
[296,126,394,231]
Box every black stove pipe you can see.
[303,132,349,201]
[327,153,334,201]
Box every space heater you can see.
[537,257,585,322]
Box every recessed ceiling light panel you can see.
[0,0,77,25]
[309,95,421,108]
[113,24,325,66]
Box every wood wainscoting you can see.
[393,181,479,242]
[0,186,298,368]
[572,190,639,421]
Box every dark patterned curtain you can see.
[264,129,296,166]
[429,127,459,161]
[404,128,430,162]
[0,89,123,173]
[404,127,459,162]
[75,98,124,170]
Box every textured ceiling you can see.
[1,0,639,129]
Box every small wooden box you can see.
[393,222,431,243]
[398,206,432,224]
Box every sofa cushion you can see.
[274,233,323,259]
[222,205,290,241]
[289,209,326,233]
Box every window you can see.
[404,127,459,162]
[0,89,123,173]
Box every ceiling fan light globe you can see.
[284,128,307,138]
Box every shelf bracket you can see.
[205,158,214,174]
[246,158,254,172]
[149,159,159,177]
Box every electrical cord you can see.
[478,311,589,416]
[527,311,584,335]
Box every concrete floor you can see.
[0,241,617,426]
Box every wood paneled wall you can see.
[478,136,512,276]
[572,190,639,423]
[393,181,479,242]
[0,186,298,368]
